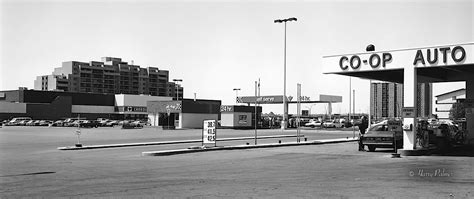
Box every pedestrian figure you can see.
[358,116,369,151]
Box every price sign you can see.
[203,120,216,144]
[402,107,415,118]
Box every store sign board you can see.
[323,43,474,74]
[117,106,147,112]
[402,107,415,118]
[147,101,182,113]
[220,105,233,112]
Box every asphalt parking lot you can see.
[0,126,473,198]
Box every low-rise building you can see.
[0,88,172,121]
[435,88,466,120]
[147,99,221,129]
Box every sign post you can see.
[75,114,82,147]
[75,129,82,147]
[203,120,216,147]
[388,120,402,154]
[297,83,301,143]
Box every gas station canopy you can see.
[322,42,474,151]
[323,43,474,83]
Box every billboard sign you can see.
[319,94,343,103]
[236,95,286,104]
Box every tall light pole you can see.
[233,88,241,105]
[172,79,182,100]
[274,17,297,130]
[172,79,182,129]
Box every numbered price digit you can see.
[208,121,214,128]
[207,135,215,142]
[208,129,216,135]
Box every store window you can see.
[238,115,248,124]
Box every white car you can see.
[305,119,322,128]
[323,120,336,128]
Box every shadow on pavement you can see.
[430,145,474,157]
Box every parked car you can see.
[25,120,36,126]
[51,120,65,127]
[97,119,111,127]
[6,117,32,126]
[305,119,322,128]
[63,118,86,127]
[79,120,99,128]
[104,120,119,127]
[361,120,403,152]
[18,120,30,126]
[38,120,51,126]
[333,118,347,128]
[121,121,144,129]
[323,120,337,128]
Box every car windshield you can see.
[368,124,388,132]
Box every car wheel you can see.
[368,145,376,152]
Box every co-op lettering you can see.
[339,53,392,70]
[339,46,467,71]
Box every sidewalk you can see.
[142,137,358,156]
[57,134,306,150]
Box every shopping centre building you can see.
[0,88,230,129]
[323,42,474,151]
[0,88,172,121]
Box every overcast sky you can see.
[1,0,472,114]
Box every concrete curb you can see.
[142,138,359,156]
[57,134,304,150]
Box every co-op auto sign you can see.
[323,43,474,73]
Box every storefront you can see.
[114,94,172,120]
[0,89,173,121]
[220,105,262,129]
[147,99,221,129]
[323,43,474,152]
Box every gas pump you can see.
[453,119,466,145]
[388,120,403,153]
[416,120,430,149]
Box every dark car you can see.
[51,120,65,127]
[121,121,143,129]
[362,120,403,152]
[79,120,99,128]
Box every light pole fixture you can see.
[274,17,297,129]
[233,88,241,105]
[172,79,182,129]
[172,79,182,101]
